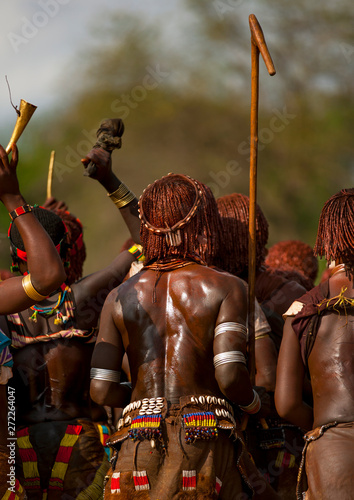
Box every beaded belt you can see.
[108,394,237,448]
[179,394,236,443]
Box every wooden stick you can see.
[248,14,276,385]
[46,150,55,199]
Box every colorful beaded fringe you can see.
[183,412,218,443]
[128,414,162,442]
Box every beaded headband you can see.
[138,173,203,247]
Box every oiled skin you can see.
[90,262,255,409]
[308,279,354,429]
[275,270,354,431]
[275,269,354,499]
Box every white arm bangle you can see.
[213,350,247,368]
[90,367,121,383]
[214,322,248,338]
[239,389,261,414]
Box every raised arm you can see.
[274,316,313,431]
[0,144,66,314]
[81,147,141,243]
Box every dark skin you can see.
[255,336,277,392]
[275,265,354,432]
[90,262,256,410]
[0,143,65,450]
[6,151,138,427]
[260,273,307,321]
[0,144,66,313]
[84,150,278,396]
[240,277,278,392]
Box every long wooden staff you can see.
[248,14,276,384]
[46,150,55,199]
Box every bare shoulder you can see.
[171,264,246,291]
[207,266,247,293]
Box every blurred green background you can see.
[0,1,353,282]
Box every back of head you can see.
[9,206,86,286]
[266,265,315,291]
[139,173,221,266]
[9,206,67,262]
[216,193,269,277]
[265,239,318,284]
[314,188,354,277]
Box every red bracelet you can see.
[9,204,33,221]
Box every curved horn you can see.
[6,99,37,154]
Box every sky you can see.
[0,0,187,127]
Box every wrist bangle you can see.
[22,274,47,302]
[107,183,136,209]
[128,244,145,262]
[239,389,261,414]
[9,204,33,221]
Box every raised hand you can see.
[81,147,112,182]
[43,197,68,212]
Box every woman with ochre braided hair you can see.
[276,188,354,499]
[265,239,318,291]
[216,193,307,352]
[90,173,280,499]
[0,144,66,500]
[216,193,307,499]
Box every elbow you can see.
[215,365,246,400]
[32,261,66,296]
[274,391,296,422]
[275,404,292,422]
[90,380,108,407]
[215,370,239,395]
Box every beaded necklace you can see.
[29,285,70,325]
[143,259,197,273]
[143,257,205,303]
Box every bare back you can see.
[101,263,247,403]
[12,338,93,424]
[308,273,354,427]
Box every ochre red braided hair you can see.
[216,193,269,277]
[265,239,318,284]
[314,188,354,277]
[53,209,86,285]
[139,173,221,266]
